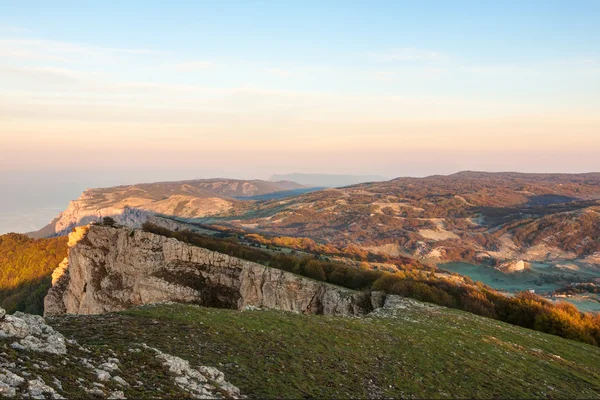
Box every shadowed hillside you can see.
[0,233,68,314]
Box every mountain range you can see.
[33,172,600,267]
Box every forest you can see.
[0,233,68,314]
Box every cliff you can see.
[44,225,383,316]
[30,178,305,238]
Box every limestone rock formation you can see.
[495,259,530,273]
[0,306,243,399]
[45,225,382,317]
[0,307,67,355]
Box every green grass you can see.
[0,331,195,399]
[49,302,600,399]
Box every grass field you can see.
[49,300,600,399]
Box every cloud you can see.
[105,47,157,55]
[368,48,446,62]
[266,68,293,77]
[0,25,29,34]
[0,65,89,84]
[462,65,534,75]
[0,38,157,62]
[173,61,216,70]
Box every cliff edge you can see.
[44,225,383,316]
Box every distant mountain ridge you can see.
[224,171,600,267]
[28,171,600,270]
[269,173,387,187]
[30,178,305,238]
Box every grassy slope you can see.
[50,302,600,399]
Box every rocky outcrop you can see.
[0,306,243,399]
[495,259,530,273]
[38,205,166,238]
[45,225,383,317]
[143,344,243,399]
[0,308,67,355]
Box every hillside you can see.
[215,171,600,267]
[31,178,305,238]
[2,221,600,398]
[269,173,387,187]
[0,233,68,314]
[33,172,600,268]
[35,302,600,398]
[41,223,600,346]
[25,172,600,312]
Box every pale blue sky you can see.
[1,0,599,180]
[1,1,600,233]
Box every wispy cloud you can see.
[0,65,90,84]
[0,38,157,61]
[105,47,158,55]
[462,65,534,75]
[266,68,293,77]
[173,61,216,70]
[0,25,29,34]
[368,48,446,62]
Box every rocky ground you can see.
[0,307,243,399]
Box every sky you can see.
[1,0,600,186]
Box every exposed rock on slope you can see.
[0,306,243,399]
[45,225,381,316]
[495,259,530,273]
[0,309,66,355]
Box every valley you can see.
[441,261,600,312]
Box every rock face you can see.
[45,225,382,317]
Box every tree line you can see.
[0,233,68,314]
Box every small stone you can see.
[112,376,129,387]
[108,390,126,399]
[0,382,16,398]
[10,343,26,352]
[95,370,111,382]
[86,387,104,396]
[52,377,63,391]
[100,362,119,372]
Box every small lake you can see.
[439,261,600,312]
